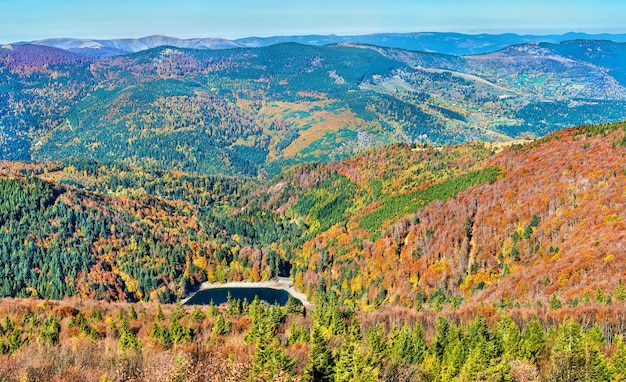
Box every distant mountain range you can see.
[2,37,626,177]
[21,32,626,57]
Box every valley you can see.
[0,32,625,381]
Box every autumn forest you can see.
[0,35,626,381]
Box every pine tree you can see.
[170,316,192,345]
[493,314,521,359]
[365,323,388,366]
[430,316,450,361]
[249,315,295,381]
[191,307,205,323]
[128,304,137,320]
[333,318,379,382]
[211,314,230,337]
[442,323,466,376]
[465,314,490,350]
[610,335,626,380]
[549,294,563,310]
[614,281,626,302]
[581,332,612,382]
[39,315,61,345]
[156,304,165,321]
[521,315,544,362]
[119,317,141,353]
[302,325,335,382]
[548,319,584,381]
[585,323,605,346]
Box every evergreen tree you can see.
[191,307,205,323]
[442,323,466,377]
[211,314,230,337]
[119,317,142,353]
[521,315,545,362]
[581,336,612,382]
[128,304,137,320]
[302,325,335,382]
[430,316,450,361]
[614,281,626,302]
[548,319,584,381]
[334,320,378,382]
[549,294,563,310]
[39,315,61,345]
[249,314,295,381]
[156,304,165,321]
[610,335,626,380]
[493,314,521,359]
[365,323,388,366]
[170,316,192,345]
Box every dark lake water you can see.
[184,287,294,306]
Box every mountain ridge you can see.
[21,31,626,57]
[3,40,626,177]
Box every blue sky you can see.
[1,0,625,43]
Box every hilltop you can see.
[2,40,626,178]
[24,32,626,56]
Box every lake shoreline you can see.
[181,277,313,308]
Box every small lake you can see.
[184,287,295,306]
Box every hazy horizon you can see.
[1,0,626,44]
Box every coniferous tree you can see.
[334,319,378,382]
[493,314,521,359]
[581,328,612,382]
[211,314,230,337]
[156,304,165,321]
[249,313,295,381]
[191,307,205,323]
[39,315,61,345]
[119,317,141,353]
[610,335,626,380]
[303,325,335,382]
[128,304,137,320]
[548,319,584,381]
[521,315,545,362]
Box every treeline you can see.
[1,297,626,381]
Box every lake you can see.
[184,287,295,306]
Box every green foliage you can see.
[290,173,360,234]
[334,319,379,382]
[611,335,626,380]
[191,307,205,323]
[493,314,521,359]
[156,305,165,321]
[287,321,310,345]
[389,322,426,365]
[359,166,501,233]
[302,325,335,382]
[68,312,94,337]
[614,281,626,302]
[211,314,230,337]
[549,294,563,310]
[118,317,142,353]
[521,316,545,362]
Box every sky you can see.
[1,0,625,43]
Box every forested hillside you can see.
[2,41,626,177]
[0,121,624,314]
[0,160,300,303]
[1,114,625,380]
[270,122,626,311]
